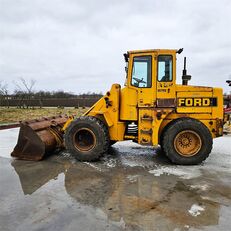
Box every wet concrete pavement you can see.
[0,129,230,231]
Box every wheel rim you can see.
[174,130,202,157]
[73,128,96,152]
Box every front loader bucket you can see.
[11,115,69,161]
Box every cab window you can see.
[158,55,173,82]
[131,56,152,88]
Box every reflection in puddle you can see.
[64,165,221,229]
[11,159,66,195]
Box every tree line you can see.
[0,78,103,108]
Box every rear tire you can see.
[64,116,109,161]
[162,118,212,165]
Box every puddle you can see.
[0,129,230,230]
[0,152,230,231]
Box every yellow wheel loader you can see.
[12,48,225,165]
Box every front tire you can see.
[64,116,109,161]
[162,118,213,165]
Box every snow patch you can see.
[0,128,19,159]
[119,217,126,229]
[188,204,205,216]
[201,196,213,201]
[149,166,201,179]
[190,184,210,191]
[105,159,116,168]
[84,162,102,172]
[127,175,139,182]
[203,136,231,173]
[121,158,145,168]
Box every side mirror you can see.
[123,53,128,62]
[177,48,184,54]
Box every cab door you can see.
[130,54,156,107]
[156,54,176,107]
[130,53,156,145]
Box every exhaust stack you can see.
[182,57,191,85]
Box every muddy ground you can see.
[0,128,230,231]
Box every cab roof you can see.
[127,49,178,54]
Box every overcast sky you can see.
[0,0,231,94]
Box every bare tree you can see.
[0,81,10,108]
[13,78,36,108]
[20,78,36,95]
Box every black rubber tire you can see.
[64,116,109,161]
[159,121,172,151]
[110,141,117,146]
[162,118,213,165]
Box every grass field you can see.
[0,107,88,124]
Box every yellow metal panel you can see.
[176,85,213,92]
[151,109,173,145]
[212,87,223,119]
[138,108,173,145]
[62,116,74,132]
[86,84,126,141]
[177,107,212,113]
[120,87,138,121]
[176,91,213,113]
[177,91,213,97]
[138,109,153,145]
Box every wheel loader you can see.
[12,48,225,165]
